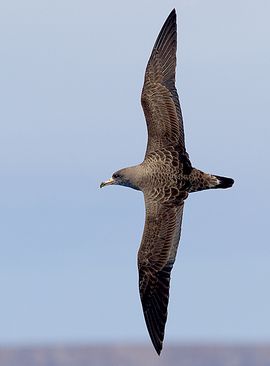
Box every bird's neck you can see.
[122,164,144,191]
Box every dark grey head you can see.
[100,167,141,190]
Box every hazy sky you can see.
[0,0,269,348]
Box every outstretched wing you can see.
[141,9,186,156]
[138,198,185,354]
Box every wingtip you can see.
[167,8,176,23]
[154,343,163,356]
[146,317,164,356]
[169,8,176,20]
[143,308,165,356]
[152,8,177,53]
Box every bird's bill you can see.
[100,177,115,188]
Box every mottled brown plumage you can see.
[100,9,234,355]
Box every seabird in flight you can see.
[100,9,234,354]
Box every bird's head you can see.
[100,167,141,190]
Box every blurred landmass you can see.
[0,344,269,366]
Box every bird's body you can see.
[130,147,232,195]
[100,9,234,355]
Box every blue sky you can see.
[0,0,269,346]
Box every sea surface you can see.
[0,344,269,366]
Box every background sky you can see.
[0,0,269,347]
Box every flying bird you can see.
[100,9,234,355]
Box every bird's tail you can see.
[212,175,234,189]
[188,169,234,192]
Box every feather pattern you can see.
[141,9,185,156]
[100,8,234,356]
[138,199,184,355]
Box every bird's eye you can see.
[113,173,120,179]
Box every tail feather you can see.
[188,169,234,192]
[213,175,234,189]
